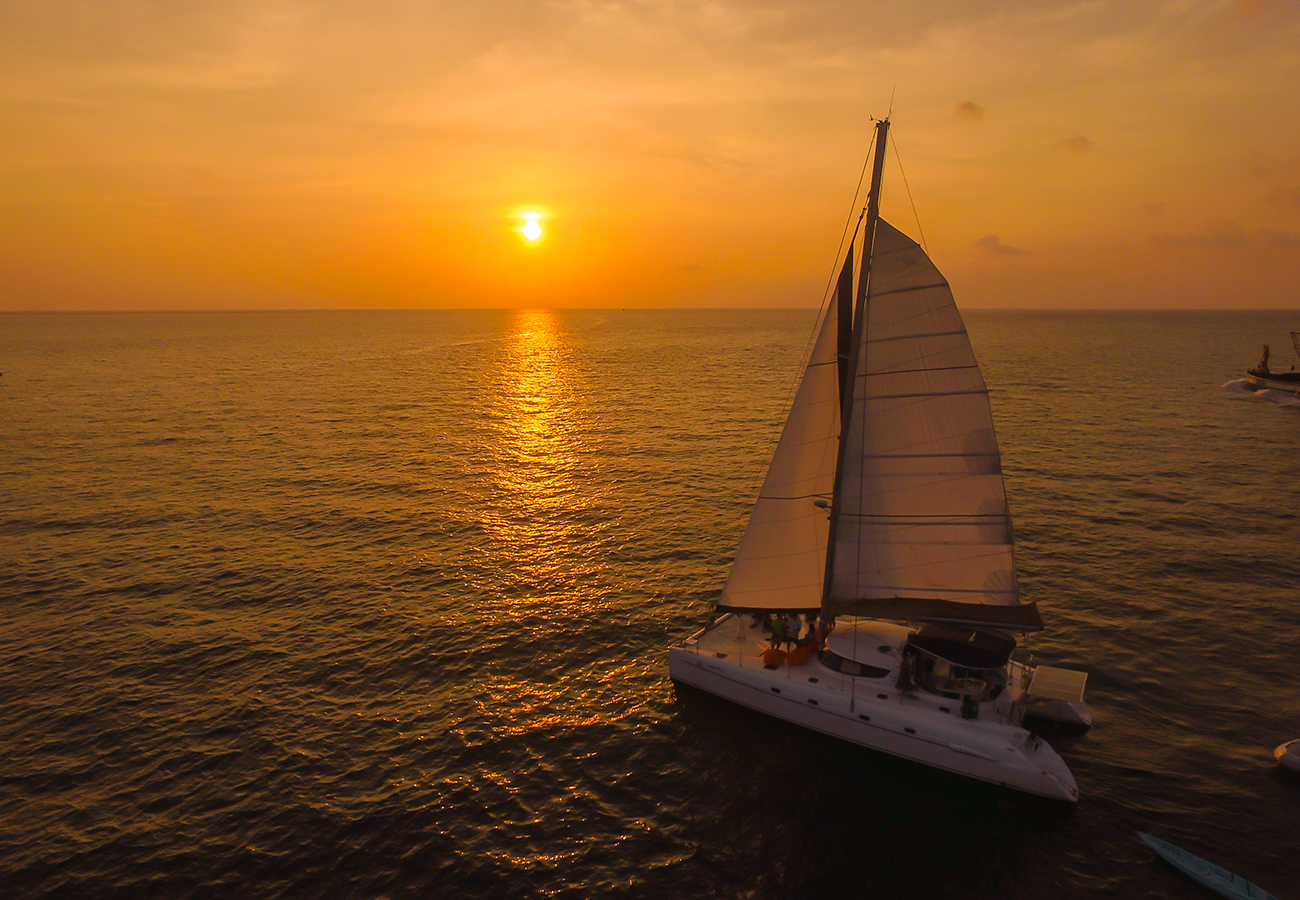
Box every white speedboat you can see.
[668,117,1090,802]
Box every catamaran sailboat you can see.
[668,118,1090,802]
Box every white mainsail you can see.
[828,219,1037,628]
[717,292,842,610]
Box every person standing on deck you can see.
[785,613,802,649]
[769,615,785,649]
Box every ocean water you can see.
[1,308,1297,900]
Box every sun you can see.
[521,214,542,242]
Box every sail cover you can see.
[828,219,1041,629]
[717,297,841,611]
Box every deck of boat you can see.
[671,614,1033,730]
[668,614,1081,801]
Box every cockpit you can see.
[897,624,1017,717]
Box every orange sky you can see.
[2,0,1299,310]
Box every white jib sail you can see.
[830,219,1018,610]
[718,298,841,610]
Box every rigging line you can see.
[819,129,878,311]
[848,119,890,624]
[776,129,878,436]
[889,129,928,255]
[770,127,879,475]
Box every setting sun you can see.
[521,215,542,242]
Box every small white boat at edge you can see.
[1275,739,1300,772]
[1245,333,1300,394]
[667,117,1090,803]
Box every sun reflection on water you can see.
[483,310,606,608]
[491,310,582,509]
[467,313,655,749]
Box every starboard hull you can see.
[668,616,1079,802]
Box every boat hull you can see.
[1245,372,1300,393]
[668,618,1079,802]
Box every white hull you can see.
[669,615,1080,802]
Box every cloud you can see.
[955,100,984,120]
[974,234,1026,255]
[1055,134,1094,152]
[1256,228,1300,247]
[1143,202,1163,215]
[1152,222,1300,248]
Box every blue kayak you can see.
[1137,832,1278,900]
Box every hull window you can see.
[817,649,890,679]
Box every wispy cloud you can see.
[955,100,984,120]
[974,234,1026,255]
[1055,134,1094,152]
[1152,222,1300,248]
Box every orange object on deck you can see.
[787,646,813,666]
[761,648,786,668]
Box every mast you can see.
[823,117,890,606]
[835,241,854,405]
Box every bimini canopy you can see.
[908,623,1017,670]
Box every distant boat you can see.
[1137,832,1278,900]
[1275,739,1300,772]
[667,117,1090,803]
[1245,332,1300,393]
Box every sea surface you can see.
[2,308,1298,900]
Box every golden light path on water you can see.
[475,310,630,741]
[487,309,587,562]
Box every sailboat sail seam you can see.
[840,513,1008,519]
[867,282,950,299]
[863,452,999,460]
[863,329,965,346]
[861,364,980,376]
[853,388,989,401]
